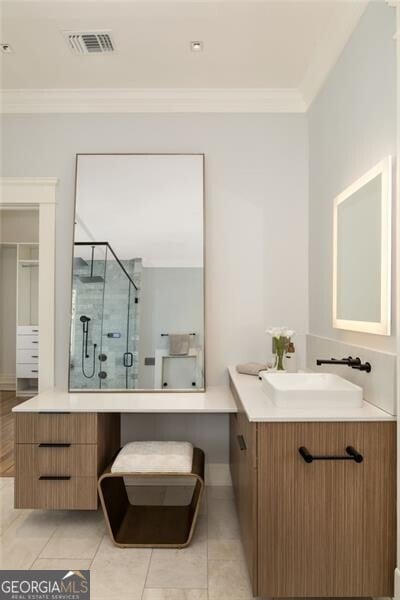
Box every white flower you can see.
[266,326,295,339]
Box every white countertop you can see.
[12,371,395,422]
[229,367,395,422]
[12,386,237,414]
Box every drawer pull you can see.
[39,476,71,480]
[38,443,71,448]
[38,412,71,414]
[32,341,39,344]
[237,434,247,451]
[31,369,38,373]
[299,446,363,464]
[31,355,39,358]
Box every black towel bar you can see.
[161,333,196,336]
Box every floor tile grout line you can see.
[89,529,107,569]
[28,535,58,570]
[141,548,153,598]
[36,517,61,560]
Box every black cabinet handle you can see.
[32,341,38,344]
[237,434,247,451]
[39,412,71,414]
[31,369,38,373]
[299,446,363,463]
[38,476,71,480]
[38,443,71,448]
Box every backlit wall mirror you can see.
[69,154,205,391]
[333,156,392,335]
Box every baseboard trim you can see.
[393,567,400,598]
[0,375,16,391]
[205,463,232,486]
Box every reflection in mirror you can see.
[69,154,204,391]
[333,157,392,335]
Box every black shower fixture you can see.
[79,245,104,283]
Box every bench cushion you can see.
[111,441,194,474]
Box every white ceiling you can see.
[0,1,367,112]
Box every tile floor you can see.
[0,479,254,600]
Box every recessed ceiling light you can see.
[1,43,14,54]
[190,41,203,53]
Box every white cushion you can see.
[111,441,194,474]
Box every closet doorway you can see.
[0,209,39,475]
[0,178,57,476]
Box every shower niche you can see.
[69,154,205,392]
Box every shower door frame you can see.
[70,153,206,393]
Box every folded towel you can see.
[111,441,194,473]
[169,334,190,356]
[236,362,268,376]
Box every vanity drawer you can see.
[17,335,39,350]
[15,413,97,443]
[16,443,98,477]
[17,325,39,336]
[17,349,39,363]
[16,363,39,378]
[15,475,98,510]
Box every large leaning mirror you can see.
[333,156,392,335]
[69,154,205,391]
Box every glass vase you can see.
[273,336,287,371]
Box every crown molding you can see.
[0,177,58,187]
[299,2,367,109]
[0,88,306,114]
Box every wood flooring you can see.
[0,390,27,477]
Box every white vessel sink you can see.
[261,372,363,409]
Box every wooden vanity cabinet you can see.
[15,412,120,510]
[229,411,258,592]
[229,383,396,599]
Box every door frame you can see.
[0,178,57,392]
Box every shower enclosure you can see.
[69,242,140,390]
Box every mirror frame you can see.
[69,152,206,393]
[332,156,392,335]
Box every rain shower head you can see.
[73,257,88,268]
[78,245,104,284]
[79,275,104,284]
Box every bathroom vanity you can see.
[12,387,234,510]
[229,367,396,598]
[12,374,396,598]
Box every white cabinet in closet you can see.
[16,245,39,397]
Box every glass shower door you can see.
[99,251,130,389]
[69,244,107,390]
[97,251,138,389]
[70,242,139,390]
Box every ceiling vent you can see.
[64,31,115,55]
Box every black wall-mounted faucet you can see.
[316,355,371,373]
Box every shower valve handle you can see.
[123,352,134,368]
